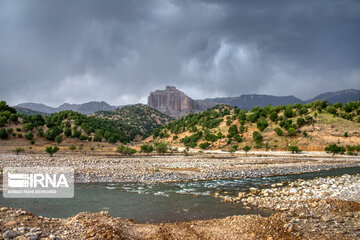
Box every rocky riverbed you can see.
[0,153,360,183]
[218,174,360,239]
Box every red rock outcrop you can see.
[147,86,201,118]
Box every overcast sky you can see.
[1,0,359,106]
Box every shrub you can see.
[287,127,296,136]
[256,118,268,131]
[22,123,33,132]
[228,125,238,137]
[140,144,154,153]
[64,128,72,137]
[325,144,345,156]
[344,132,349,137]
[116,144,136,155]
[55,135,62,145]
[154,142,168,154]
[69,145,76,151]
[13,147,25,155]
[234,134,243,143]
[25,132,34,140]
[45,146,59,157]
[30,139,35,145]
[253,131,263,144]
[296,118,306,127]
[0,128,8,139]
[274,127,283,136]
[288,145,301,154]
[199,142,211,149]
[243,145,251,154]
[37,127,44,137]
[17,133,23,138]
[204,133,218,142]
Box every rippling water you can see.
[1,166,359,223]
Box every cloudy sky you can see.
[1,0,359,106]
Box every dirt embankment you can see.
[1,198,360,239]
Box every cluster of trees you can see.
[152,100,360,150]
[0,101,145,144]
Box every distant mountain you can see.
[200,94,303,110]
[306,89,360,104]
[13,106,48,116]
[147,86,204,118]
[147,87,360,116]
[16,101,121,115]
[95,104,174,137]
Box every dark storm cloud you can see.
[0,0,359,106]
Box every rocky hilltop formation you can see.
[147,86,203,118]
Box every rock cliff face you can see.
[147,86,201,118]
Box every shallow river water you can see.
[1,167,359,223]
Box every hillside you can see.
[307,89,360,104]
[149,100,360,152]
[16,101,121,115]
[14,106,48,116]
[0,101,143,147]
[94,104,174,138]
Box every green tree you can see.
[45,146,59,157]
[154,142,168,155]
[55,135,62,145]
[25,132,34,140]
[64,128,72,137]
[199,142,211,149]
[116,144,136,155]
[288,145,301,154]
[253,131,263,144]
[0,128,8,139]
[228,125,238,137]
[243,145,251,154]
[274,127,283,136]
[140,144,154,153]
[296,118,306,127]
[287,127,296,136]
[325,144,345,156]
[256,118,268,131]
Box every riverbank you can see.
[1,197,359,239]
[1,153,360,183]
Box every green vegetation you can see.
[95,104,174,139]
[116,144,137,155]
[288,145,301,154]
[243,145,251,154]
[325,144,346,156]
[199,142,211,149]
[346,145,360,155]
[45,146,59,157]
[13,147,25,155]
[140,144,154,153]
[154,142,168,154]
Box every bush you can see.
[253,131,263,144]
[204,133,218,142]
[256,118,268,131]
[288,145,301,154]
[64,128,72,137]
[154,142,168,154]
[25,132,34,140]
[0,128,8,139]
[55,135,62,145]
[37,127,44,137]
[199,142,211,149]
[234,134,243,142]
[13,147,25,155]
[30,139,35,145]
[45,146,59,157]
[22,123,33,132]
[243,145,251,154]
[140,144,154,153]
[228,125,238,137]
[274,127,283,136]
[116,144,136,155]
[296,118,306,127]
[287,127,296,136]
[69,145,76,151]
[325,144,345,156]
